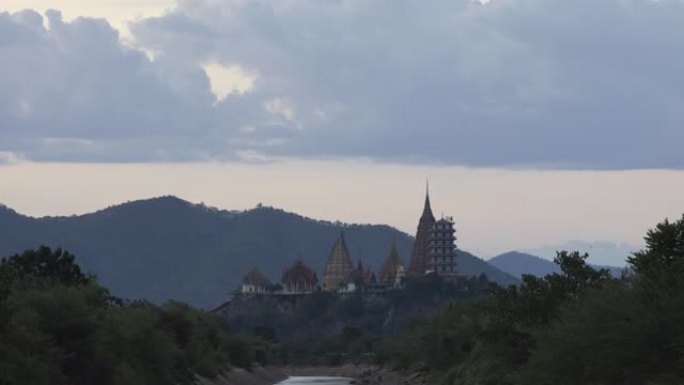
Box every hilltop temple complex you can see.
[240,185,459,295]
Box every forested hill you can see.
[0,196,518,307]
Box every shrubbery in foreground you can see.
[0,247,253,385]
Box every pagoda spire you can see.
[408,182,436,276]
[421,179,435,222]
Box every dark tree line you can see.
[0,247,258,385]
[217,272,494,366]
[380,215,684,385]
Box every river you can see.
[276,377,353,385]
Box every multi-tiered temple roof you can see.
[378,241,405,286]
[348,260,376,286]
[241,267,272,294]
[322,233,354,291]
[242,268,272,287]
[282,260,318,293]
[407,186,436,276]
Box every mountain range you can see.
[0,196,519,307]
[489,251,625,279]
[522,240,637,267]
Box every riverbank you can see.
[281,366,427,385]
[200,365,426,385]
[280,364,372,378]
[198,366,288,385]
[351,367,427,385]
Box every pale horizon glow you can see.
[2,160,682,265]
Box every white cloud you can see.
[202,62,256,102]
[264,98,295,122]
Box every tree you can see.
[0,246,89,288]
[628,215,684,282]
[500,251,611,327]
[552,250,611,299]
[517,281,646,385]
[0,248,235,385]
[519,217,684,385]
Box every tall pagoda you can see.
[428,217,458,280]
[407,184,436,276]
[322,233,354,291]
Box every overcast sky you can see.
[1,0,684,265]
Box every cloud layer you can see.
[2,0,684,168]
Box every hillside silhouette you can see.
[489,251,623,278]
[0,197,518,306]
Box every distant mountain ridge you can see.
[0,196,518,307]
[522,240,636,267]
[489,251,624,279]
[488,251,561,278]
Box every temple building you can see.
[407,185,436,276]
[322,233,354,291]
[241,268,272,294]
[282,259,318,294]
[428,217,458,280]
[378,241,405,287]
[348,260,377,286]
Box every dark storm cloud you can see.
[2,1,684,168]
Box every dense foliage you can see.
[0,247,252,385]
[220,273,493,366]
[381,215,684,385]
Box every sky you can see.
[1,0,684,265]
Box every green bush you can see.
[0,247,237,385]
